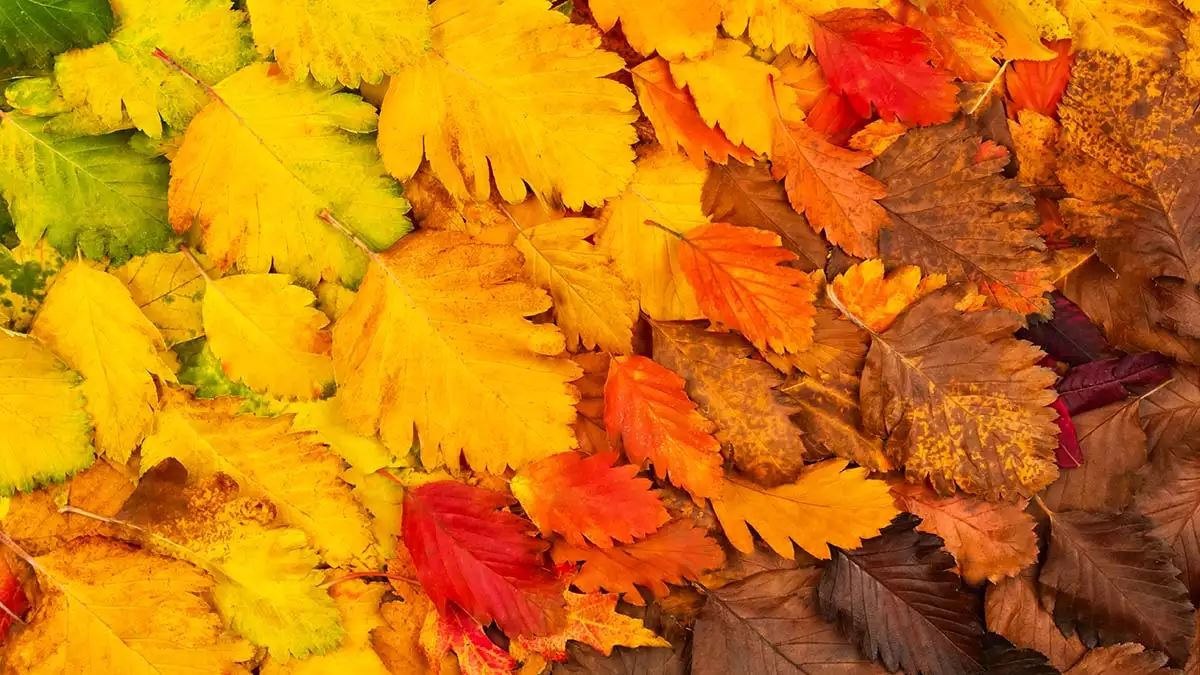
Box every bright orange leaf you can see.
[830,259,947,332]
[420,604,516,674]
[510,592,669,662]
[1006,40,1074,117]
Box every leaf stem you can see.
[319,210,379,258]
[178,245,212,281]
[1032,494,1054,520]
[967,60,1010,116]
[153,48,226,107]
[322,570,419,589]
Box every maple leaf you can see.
[891,481,1037,584]
[170,64,409,286]
[261,580,390,674]
[246,0,431,87]
[3,537,253,674]
[603,355,724,501]
[200,272,335,400]
[140,389,373,566]
[332,231,581,473]
[511,452,669,549]
[668,39,777,156]
[0,0,111,68]
[1006,40,1074,117]
[818,517,984,675]
[1041,399,1146,512]
[712,460,899,560]
[1141,365,1200,458]
[511,592,669,662]
[402,481,565,636]
[0,331,92,496]
[420,603,517,675]
[551,521,725,601]
[597,149,707,321]
[30,263,175,464]
[868,122,1054,314]
[830,258,947,332]
[0,116,172,262]
[111,252,205,346]
[676,222,819,356]
[986,569,1088,671]
[589,0,720,60]
[377,0,637,210]
[693,567,888,675]
[718,0,877,55]
[631,58,755,169]
[850,287,1060,499]
[1039,509,1196,663]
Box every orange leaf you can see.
[420,604,516,675]
[604,355,724,500]
[573,352,617,456]
[1006,40,1074,117]
[511,451,670,549]
[676,222,820,355]
[771,118,889,258]
[631,57,755,169]
[510,592,669,662]
[886,0,1002,82]
[552,521,725,602]
[830,259,946,332]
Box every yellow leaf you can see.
[597,149,706,321]
[140,389,374,566]
[963,0,1070,60]
[512,217,637,354]
[712,460,899,559]
[1008,109,1060,189]
[288,397,400,473]
[30,263,175,464]
[1,460,134,555]
[263,580,390,674]
[4,537,253,675]
[169,63,411,286]
[315,282,357,323]
[332,231,581,473]
[510,592,668,661]
[719,0,877,55]
[848,120,908,157]
[829,259,946,332]
[669,39,777,156]
[374,598,434,675]
[111,252,206,346]
[246,0,431,87]
[1056,0,1182,63]
[344,467,405,559]
[377,0,638,210]
[202,273,334,401]
[0,240,64,332]
[590,0,721,59]
[0,331,92,495]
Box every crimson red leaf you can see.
[0,560,27,640]
[1019,292,1117,367]
[402,481,565,636]
[1057,353,1172,416]
[1051,398,1082,469]
[804,90,865,141]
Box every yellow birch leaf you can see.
[202,273,335,401]
[30,263,175,464]
[377,0,638,210]
[3,537,253,675]
[246,0,431,87]
[169,63,411,286]
[590,0,721,59]
[669,39,777,156]
[597,149,706,321]
[1056,0,1182,63]
[332,231,582,473]
[712,460,900,559]
[719,0,878,55]
[263,580,389,674]
[110,251,206,346]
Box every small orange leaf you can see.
[830,259,947,332]
[510,592,669,662]
[420,604,516,674]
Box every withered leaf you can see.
[1041,399,1147,513]
[981,635,1059,675]
[1065,643,1179,675]
[818,517,984,675]
[1040,509,1195,664]
[1141,365,1200,460]
[986,569,1087,672]
[553,604,689,675]
[1136,447,1200,605]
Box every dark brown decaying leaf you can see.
[1136,447,1200,605]
[818,517,984,675]
[1064,643,1179,675]
[986,569,1087,671]
[553,603,690,675]
[1141,365,1200,460]
[981,635,1060,675]
[1039,509,1195,664]
[1040,399,1147,512]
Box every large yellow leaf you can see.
[712,460,899,559]
[111,251,206,346]
[140,389,374,566]
[961,0,1070,60]
[262,580,390,674]
[246,0,431,87]
[1056,0,1183,62]
[287,397,400,473]
[332,231,581,473]
[597,149,706,321]
[202,273,334,401]
[3,537,253,675]
[169,63,411,286]
[0,330,92,496]
[590,0,721,59]
[30,263,175,464]
[669,39,778,156]
[377,0,638,210]
[719,0,877,55]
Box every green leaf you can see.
[0,0,114,68]
[0,240,65,331]
[0,114,173,263]
[174,338,280,416]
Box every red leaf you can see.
[0,560,27,640]
[422,603,517,674]
[511,451,670,549]
[1057,353,1173,416]
[1006,40,1074,118]
[1019,292,1118,367]
[805,90,867,141]
[402,481,565,635]
[811,8,958,126]
[1050,398,1082,469]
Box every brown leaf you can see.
[1141,365,1200,460]
[650,321,807,486]
[1040,510,1195,664]
[1041,399,1147,512]
[986,569,1087,671]
[692,567,887,675]
[1136,447,1200,605]
[1065,643,1179,675]
[818,517,984,675]
[553,604,689,675]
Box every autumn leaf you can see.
[0,558,28,638]
[246,0,431,87]
[261,580,389,674]
[402,481,565,636]
[111,251,205,346]
[589,0,720,60]
[1067,644,1178,675]
[420,603,517,675]
[719,0,877,55]
[668,39,777,156]
[830,258,946,332]
[511,592,669,662]
[373,598,433,675]
[1136,448,1200,604]
[604,355,724,500]
[1006,40,1074,116]
[1040,399,1146,512]
[287,397,399,473]
[886,0,1001,82]
[1,460,134,556]
[378,0,637,209]
[986,569,1087,671]
[0,240,63,333]
[1020,291,1118,367]
[1056,352,1171,416]
[0,0,112,68]
[332,231,581,473]
[1057,0,1182,63]
[573,352,618,456]
[959,0,1070,60]
[1141,365,1200,458]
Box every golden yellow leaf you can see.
[3,537,253,675]
[246,0,431,87]
[287,397,400,473]
[720,0,877,55]
[669,39,777,156]
[378,0,638,210]
[1056,0,1182,63]
[169,63,411,286]
[1,460,134,556]
[262,580,389,673]
[712,460,899,559]
[332,231,581,473]
[830,259,946,332]
[30,263,175,464]
[344,467,405,558]
[374,597,434,675]
[590,0,720,59]
[962,0,1070,60]
[111,251,206,346]
[597,149,706,321]
[140,389,374,566]
[1008,109,1060,188]
[849,120,908,157]
[202,273,335,401]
